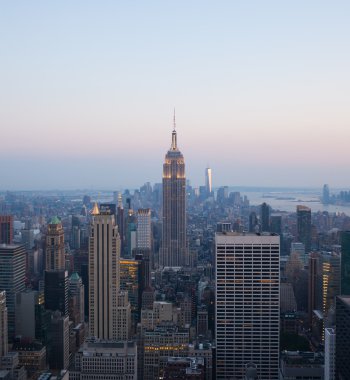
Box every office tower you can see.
[117,193,125,256]
[205,167,212,195]
[70,339,137,380]
[48,311,69,370]
[215,233,280,380]
[160,120,187,267]
[297,205,312,253]
[323,184,330,204]
[45,216,65,270]
[260,202,270,232]
[71,216,81,250]
[126,209,137,258]
[335,296,350,379]
[0,244,26,340]
[340,231,350,295]
[270,214,282,234]
[291,242,306,264]
[116,291,131,340]
[44,270,69,316]
[69,272,85,325]
[308,251,340,329]
[216,186,229,203]
[119,259,139,329]
[324,327,335,380]
[15,290,40,339]
[21,227,35,250]
[197,305,208,337]
[136,208,152,250]
[0,291,8,357]
[249,212,258,233]
[308,253,319,325]
[89,203,120,340]
[0,216,13,244]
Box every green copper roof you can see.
[70,272,80,281]
[50,216,61,224]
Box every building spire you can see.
[171,108,177,150]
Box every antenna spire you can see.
[173,108,176,131]
[171,109,177,150]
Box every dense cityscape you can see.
[0,127,349,380]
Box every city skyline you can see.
[1,2,350,189]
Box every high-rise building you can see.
[69,272,85,325]
[260,202,270,232]
[297,205,312,253]
[45,216,65,271]
[0,291,8,357]
[340,231,350,295]
[136,208,152,250]
[0,216,13,245]
[44,270,68,316]
[15,289,40,339]
[48,311,69,370]
[205,167,212,196]
[160,118,187,267]
[89,203,120,340]
[0,244,26,340]
[215,233,280,380]
[323,184,330,204]
[324,327,335,380]
[335,296,350,380]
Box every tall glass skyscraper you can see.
[160,121,187,267]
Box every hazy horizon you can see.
[1,1,350,190]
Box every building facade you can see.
[70,339,137,380]
[45,216,65,271]
[215,233,280,380]
[136,208,152,250]
[0,216,13,245]
[297,205,312,253]
[89,204,120,340]
[160,124,187,267]
[0,245,26,340]
[0,291,8,357]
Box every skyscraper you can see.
[215,232,280,380]
[137,208,152,250]
[260,202,270,232]
[297,205,312,253]
[0,216,13,245]
[45,216,65,271]
[340,231,350,295]
[0,291,8,357]
[160,117,187,267]
[335,296,350,379]
[44,270,69,316]
[205,167,212,195]
[89,203,120,340]
[0,244,26,340]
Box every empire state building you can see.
[160,119,187,267]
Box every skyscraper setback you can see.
[160,120,187,267]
